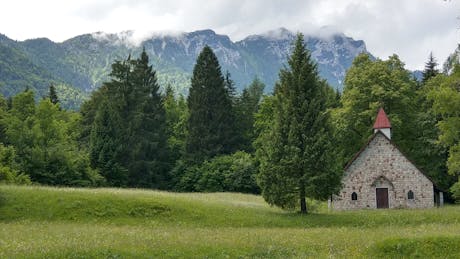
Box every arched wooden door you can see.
[376,188,389,208]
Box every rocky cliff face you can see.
[135,28,370,92]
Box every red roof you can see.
[373,108,391,129]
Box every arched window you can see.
[351,192,358,201]
[407,190,414,200]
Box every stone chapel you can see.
[331,108,444,210]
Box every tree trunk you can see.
[300,183,307,214]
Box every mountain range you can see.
[0,28,370,109]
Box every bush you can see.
[198,152,259,193]
[176,152,259,193]
[0,166,31,185]
[451,179,460,202]
[223,151,259,193]
[0,144,31,185]
[175,163,201,192]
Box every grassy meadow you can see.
[0,185,460,258]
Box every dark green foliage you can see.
[224,71,237,101]
[164,86,188,163]
[177,152,259,193]
[422,52,439,83]
[0,144,31,184]
[174,164,201,192]
[89,96,126,186]
[235,78,265,152]
[79,88,105,146]
[0,96,8,144]
[127,49,170,188]
[163,86,189,190]
[412,74,455,192]
[327,86,341,109]
[451,181,460,201]
[256,34,340,213]
[86,49,170,188]
[186,46,237,162]
[48,84,59,105]
[253,95,276,146]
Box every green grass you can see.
[369,236,460,258]
[0,185,459,258]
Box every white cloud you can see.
[0,0,458,70]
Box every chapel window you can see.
[351,192,358,201]
[408,190,414,200]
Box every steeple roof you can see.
[373,108,391,129]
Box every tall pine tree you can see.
[236,78,265,152]
[48,84,59,105]
[87,49,169,188]
[256,34,340,213]
[186,46,236,163]
[127,49,169,188]
[164,85,188,163]
[89,93,127,186]
[422,52,439,83]
[88,57,132,186]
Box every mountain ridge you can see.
[0,28,371,108]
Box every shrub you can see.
[174,152,259,193]
[0,144,31,185]
[451,180,460,202]
[197,152,259,193]
[175,164,201,192]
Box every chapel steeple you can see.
[373,108,391,139]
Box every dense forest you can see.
[1,33,459,211]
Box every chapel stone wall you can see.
[332,133,434,210]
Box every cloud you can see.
[0,0,458,70]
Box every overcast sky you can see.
[0,0,458,70]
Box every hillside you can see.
[0,34,58,97]
[0,28,369,109]
[1,185,460,258]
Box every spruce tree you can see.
[186,46,236,162]
[127,48,169,188]
[236,78,265,152]
[48,84,59,105]
[86,57,131,186]
[422,52,439,83]
[89,97,127,186]
[164,85,188,163]
[87,49,170,188]
[256,34,340,213]
[224,71,237,102]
